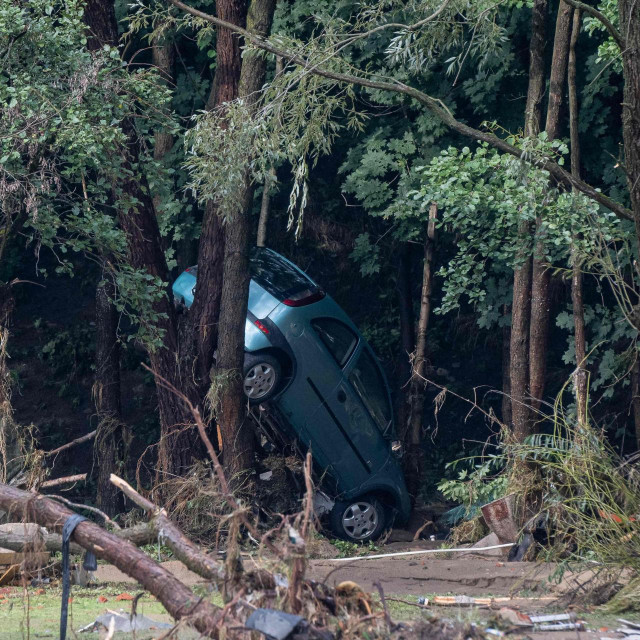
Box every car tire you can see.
[242,352,282,405]
[329,495,386,542]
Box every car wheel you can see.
[243,352,282,404]
[329,495,386,542]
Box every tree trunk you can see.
[529,0,573,417]
[94,274,123,516]
[257,167,276,247]
[502,305,512,427]
[0,283,22,483]
[632,359,640,451]
[405,204,436,503]
[152,36,175,163]
[396,242,415,440]
[0,484,233,638]
[618,0,640,242]
[568,9,588,427]
[84,1,199,481]
[214,0,276,483]
[189,0,248,389]
[510,0,548,441]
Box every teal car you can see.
[172,248,410,541]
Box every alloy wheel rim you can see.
[342,501,378,540]
[243,363,276,399]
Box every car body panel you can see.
[171,249,410,523]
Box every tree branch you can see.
[168,0,633,223]
[561,0,624,48]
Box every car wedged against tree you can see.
[173,248,410,541]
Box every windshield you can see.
[348,349,393,436]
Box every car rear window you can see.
[250,248,317,300]
[348,349,392,434]
[311,318,357,367]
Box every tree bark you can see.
[568,9,588,427]
[618,0,640,242]
[529,0,573,416]
[0,283,22,483]
[84,1,200,481]
[405,204,436,503]
[214,0,276,482]
[632,359,640,451]
[0,484,233,638]
[94,273,123,516]
[502,305,512,427]
[510,0,548,441]
[257,167,276,247]
[396,242,415,440]
[189,0,248,389]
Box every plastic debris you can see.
[78,610,172,633]
[536,622,584,631]
[616,619,640,638]
[497,608,584,631]
[245,608,304,640]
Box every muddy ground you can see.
[91,539,631,640]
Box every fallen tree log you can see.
[0,483,237,638]
[110,474,226,584]
[0,522,155,555]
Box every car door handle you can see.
[337,389,347,403]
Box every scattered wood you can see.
[0,522,155,555]
[45,494,120,529]
[109,474,225,584]
[39,473,86,489]
[0,482,235,638]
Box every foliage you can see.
[413,139,622,319]
[0,0,178,346]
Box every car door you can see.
[300,317,376,493]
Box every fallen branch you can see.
[39,473,86,489]
[0,522,156,555]
[45,494,120,529]
[44,431,96,458]
[110,474,225,584]
[0,483,236,638]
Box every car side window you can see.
[311,318,358,367]
[348,349,392,434]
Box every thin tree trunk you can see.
[0,283,21,483]
[510,0,548,441]
[94,273,123,516]
[396,242,415,441]
[405,204,436,503]
[256,167,275,247]
[568,9,588,427]
[502,305,512,427]
[632,359,640,450]
[529,1,573,417]
[617,0,640,247]
[215,0,276,483]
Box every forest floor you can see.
[1,549,626,640]
[59,539,629,640]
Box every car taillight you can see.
[253,319,270,334]
[283,289,325,307]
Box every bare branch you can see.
[168,0,633,222]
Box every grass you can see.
[0,583,223,639]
